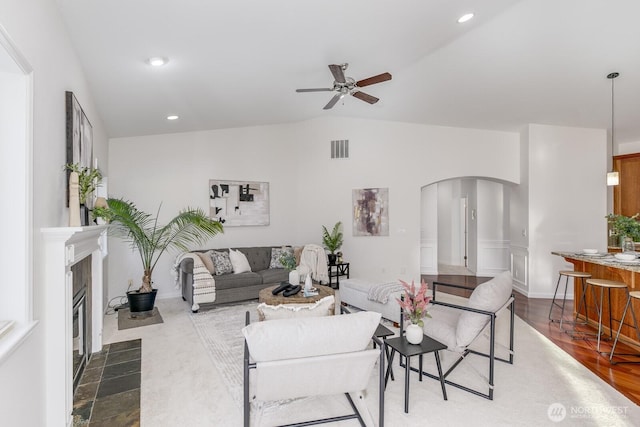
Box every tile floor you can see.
[73,339,141,426]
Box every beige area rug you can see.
[189,300,640,426]
[117,307,163,330]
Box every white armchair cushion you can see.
[422,304,462,350]
[242,310,381,362]
[254,350,379,401]
[256,295,335,321]
[455,271,513,347]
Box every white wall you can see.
[617,140,640,156]
[0,1,108,425]
[510,127,530,292]
[526,124,607,298]
[476,180,510,276]
[464,179,478,273]
[107,116,519,300]
[436,180,455,265]
[420,184,437,274]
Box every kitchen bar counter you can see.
[552,251,640,349]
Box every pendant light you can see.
[607,72,620,186]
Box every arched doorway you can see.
[420,177,511,276]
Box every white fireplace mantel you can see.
[41,225,107,427]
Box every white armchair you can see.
[242,310,384,426]
[406,271,515,400]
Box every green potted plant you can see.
[606,213,640,246]
[322,221,343,265]
[64,163,102,225]
[93,198,223,312]
[279,251,299,285]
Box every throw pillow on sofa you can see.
[196,251,215,275]
[210,250,233,275]
[229,248,252,274]
[269,247,293,269]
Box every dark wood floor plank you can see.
[423,274,640,406]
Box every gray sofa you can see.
[179,246,290,312]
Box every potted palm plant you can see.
[93,198,223,312]
[322,221,343,265]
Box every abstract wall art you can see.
[352,187,389,236]
[65,91,93,206]
[209,180,270,226]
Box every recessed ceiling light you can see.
[147,57,168,67]
[457,13,474,23]
[167,115,179,121]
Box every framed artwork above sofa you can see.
[209,179,270,226]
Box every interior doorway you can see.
[420,178,511,277]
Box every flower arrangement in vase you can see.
[279,251,299,285]
[396,279,432,344]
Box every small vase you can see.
[288,270,299,286]
[405,323,424,345]
[304,273,312,293]
[79,204,90,226]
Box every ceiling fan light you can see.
[457,13,474,23]
[607,171,619,186]
[167,115,179,121]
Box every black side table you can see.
[374,323,395,381]
[327,262,349,289]
[384,334,448,413]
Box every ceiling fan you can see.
[296,63,392,110]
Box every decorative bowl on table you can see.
[614,253,637,261]
[582,249,598,254]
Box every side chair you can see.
[243,310,385,427]
[414,271,515,400]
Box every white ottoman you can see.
[340,278,403,323]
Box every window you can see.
[0,25,35,362]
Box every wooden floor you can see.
[422,274,640,406]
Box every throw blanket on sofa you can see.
[172,252,216,303]
[367,281,405,304]
[297,244,329,284]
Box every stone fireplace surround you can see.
[41,225,107,427]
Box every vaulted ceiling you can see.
[56,0,640,143]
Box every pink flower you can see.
[396,279,432,327]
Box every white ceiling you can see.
[55,0,640,142]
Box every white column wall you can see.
[108,116,519,300]
[527,124,607,297]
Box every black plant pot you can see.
[327,254,337,265]
[127,289,157,314]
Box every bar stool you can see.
[609,291,640,364]
[584,278,629,353]
[549,270,591,332]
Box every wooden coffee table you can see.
[259,283,335,312]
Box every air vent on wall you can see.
[331,139,349,159]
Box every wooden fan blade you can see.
[296,88,333,92]
[328,64,346,83]
[323,93,342,110]
[352,91,379,104]
[356,72,392,87]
